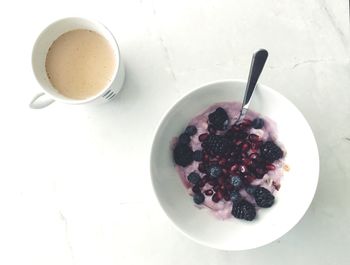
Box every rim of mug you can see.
[31,17,121,105]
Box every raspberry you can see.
[253,187,275,208]
[231,200,256,221]
[208,107,229,130]
[260,141,283,162]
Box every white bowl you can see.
[150,80,319,250]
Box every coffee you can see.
[45,29,116,99]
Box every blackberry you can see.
[178,133,191,145]
[207,165,222,179]
[202,135,230,155]
[185,125,197,136]
[252,118,264,129]
[261,141,283,163]
[187,172,201,185]
[253,187,275,208]
[208,107,229,130]
[230,175,243,189]
[193,150,203,161]
[230,190,242,205]
[193,193,205,204]
[173,144,193,167]
[231,200,256,221]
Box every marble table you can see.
[0,0,349,264]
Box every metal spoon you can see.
[234,49,268,124]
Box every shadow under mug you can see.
[30,17,125,109]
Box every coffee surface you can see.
[45,29,116,99]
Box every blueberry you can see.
[230,175,243,189]
[193,192,205,204]
[192,184,201,194]
[252,118,264,129]
[193,150,203,161]
[187,172,201,185]
[185,125,197,136]
[230,191,242,205]
[245,185,257,195]
[207,165,222,179]
[179,133,191,145]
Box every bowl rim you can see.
[150,78,320,250]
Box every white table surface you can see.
[0,0,349,264]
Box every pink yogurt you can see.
[174,102,287,220]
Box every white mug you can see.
[30,17,125,109]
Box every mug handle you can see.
[29,92,55,109]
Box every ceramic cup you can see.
[30,17,125,109]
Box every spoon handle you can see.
[242,49,268,110]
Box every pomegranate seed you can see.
[266,164,276,171]
[249,153,259,160]
[198,180,206,187]
[239,123,248,130]
[225,182,233,190]
[203,154,209,162]
[248,134,259,142]
[230,164,239,172]
[212,193,221,203]
[243,175,255,183]
[242,143,250,152]
[198,163,206,173]
[231,125,240,131]
[224,193,231,201]
[198,133,209,142]
[205,189,214,196]
[219,158,227,166]
[243,119,252,125]
[235,140,243,146]
[240,165,247,173]
[216,190,224,200]
[213,185,220,192]
[218,177,225,185]
[242,158,252,166]
[222,168,228,175]
[241,152,249,158]
[256,168,266,175]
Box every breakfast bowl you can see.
[150,79,319,250]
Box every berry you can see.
[193,193,205,204]
[230,191,242,205]
[231,200,256,221]
[173,144,193,167]
[204,189,213,196]
[252,118,264,129]
[261,141,283,163]
[208,124,217,134]
[208,107,229,130]
[207,165,222,179]
[245,185,257,195]
[212,192,221,202]
[202,135,230,155]
[187,172,200,185]
[178,133,191,145]
[254,187,275,208]
[230,175,243,189]
[185,125,197,136]
[198,133,209,142]
[192,184,201,194]
[193,150,203,161]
